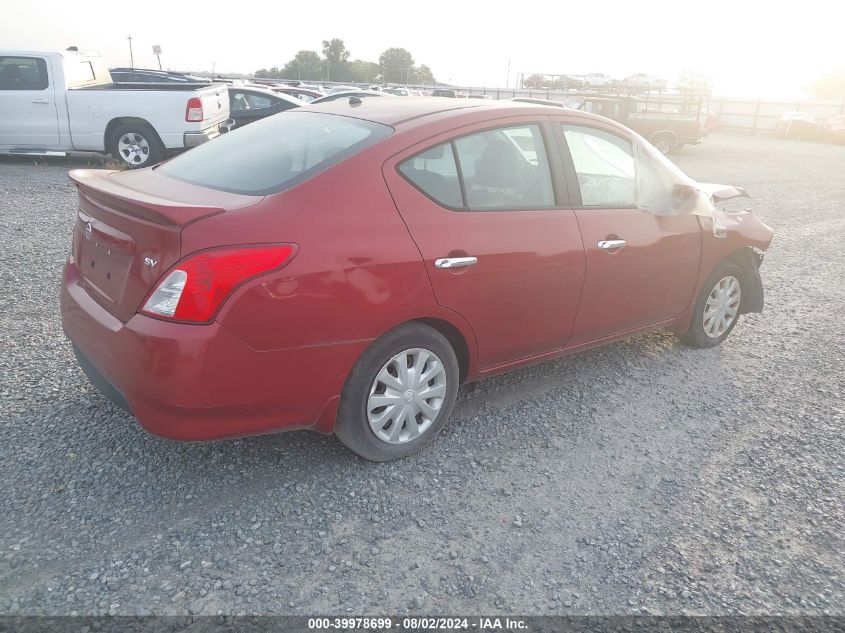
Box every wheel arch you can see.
[726,247,765,314]
[414,317,472,383]
[650,129,677,143]
[674,246,765,334]
[105,117,163,151]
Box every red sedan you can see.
[61,98,773,461]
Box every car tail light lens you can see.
[185,97,204,122]
[141,245,296,323]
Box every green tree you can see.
[322,38,351,82]
[348,59,381,83]
[379,47,415,84]
[807,70,845,98]
[675,68,712,92]
[523,73,544,89]
[254,67,282,79]
[413,64,435,85]
[281,50,324,81]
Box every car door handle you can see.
[597,239,627,251]
[435,256,478,269]
[31,98,50,104]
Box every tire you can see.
[335,322,460,461]
[679,261,745,348]
[651,133,677,155]
[109,123,163,169]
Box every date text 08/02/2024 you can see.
[307,617,528,630]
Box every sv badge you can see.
[143,256,159,269]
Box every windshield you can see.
[158,111,392,195]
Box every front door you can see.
[554,121,701,345]
[0,56,60,147]
[384,120,586,370]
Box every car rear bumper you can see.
[183,124,221,148]
[61,260,363,440]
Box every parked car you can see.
[511,97,567,108]
[432,88,457,98]
[383,87,411,96]
[259,85,324,103]
[328,85,358,94]
[827,115,845,144]
[227,86,303,129]
[621,73,667,91]
[109,68,209,84]
[579,73,613,88]
[0,49,229,167]
[466,94,493,99]
[311,90,386,104]
[576,96,703,153]
[772,112,823,141]
[61,99,773,461]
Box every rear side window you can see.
[398,124,555,211]
[398,143,463,208]
[0,56,48,90]
[159,112,391,195]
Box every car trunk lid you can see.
[69,168,261,322]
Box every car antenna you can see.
[349,96,362,106]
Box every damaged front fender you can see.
[730,247,766,314]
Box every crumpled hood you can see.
[696,182,749,202]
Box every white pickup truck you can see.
[0,49,229,168]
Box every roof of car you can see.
[236,86,305,106]
[305,96,555,126]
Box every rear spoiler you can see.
[69,169,226,226]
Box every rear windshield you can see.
[158,111,392,195]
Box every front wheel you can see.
[109,123,163,169]
[679,261,744,348]
[335,323,459,461]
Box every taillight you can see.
[141,244,296,323]
[185,97,204,122]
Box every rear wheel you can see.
[651,132,677,154]
[335,323,459,461]
[109,123,163,169]
[679,261,744,348]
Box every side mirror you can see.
[220,119,237,134]
[671,184,700,214]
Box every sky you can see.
[2,0,843,98]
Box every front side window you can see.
[0,56,48,90]
[454,125,554,210]
[159,111,391,195]
[561,124,636,207]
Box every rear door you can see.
[384,119,586,370]
[553,120,701,345]
[0,55,60,147]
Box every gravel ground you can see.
[1,133,843,618]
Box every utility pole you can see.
[506,60,510,90]
[127,35,134,68]
[211,61,216,77]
